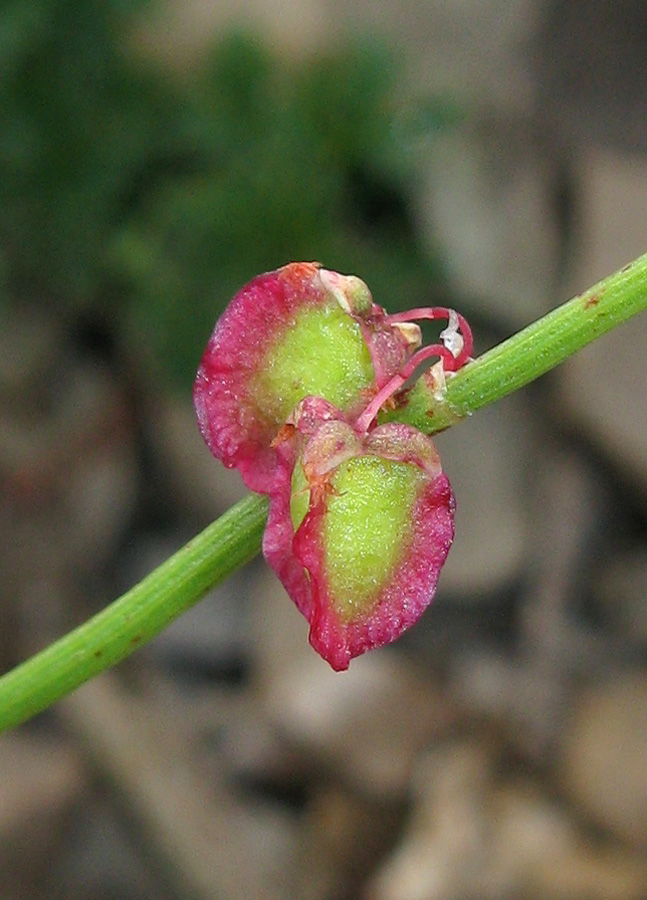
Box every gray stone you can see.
[592,547,647,649]
[294,784,402,900]
[369,739,647,900]
[154,397,248,519]
[254,570,455,799]
[433,392,532,597]
[368,742,492,900]
[0,734,86,899]
[420,113,564,329]
[559,674,647,851]
[266,650,454,800]
[559,150,647,496]
[559,310,647,497]
[536,2,647,155]
[60,673,295,900]
[326,0,541,112]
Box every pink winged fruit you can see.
[263,398,455,670]
[193,262,422,493]
[194,263,473,668]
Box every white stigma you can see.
[439,309,464,359]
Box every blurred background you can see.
[2,0,647,898]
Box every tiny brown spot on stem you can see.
[131,634,142,645]
[584,293,600,309]
[93,649,103,658]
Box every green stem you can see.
[1,253,647,734]
[0,493,268,733]
[401,253,647,433]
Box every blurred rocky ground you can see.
[1,1,647,899]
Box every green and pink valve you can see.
[194,262,473,670]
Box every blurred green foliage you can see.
[0,0,447,387]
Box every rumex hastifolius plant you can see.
[194,261,473,669]
[1,251,646,732]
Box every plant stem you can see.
[400,253,647,433]
[1,253,646,733]
[0,493,268,733]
